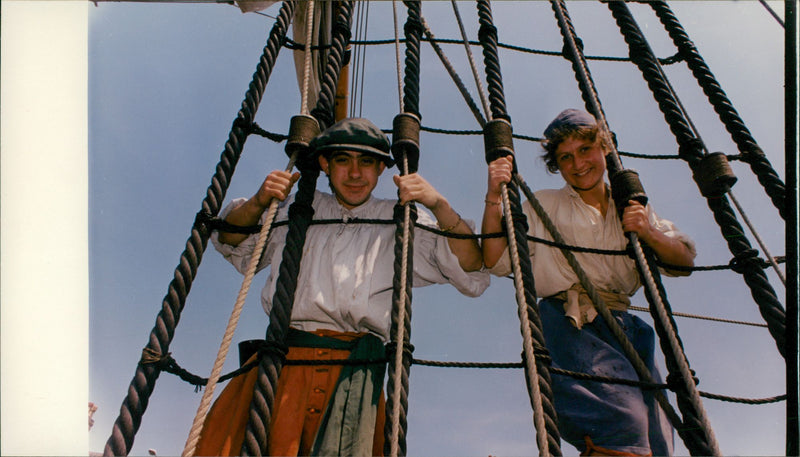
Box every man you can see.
[482,109,696,456]
[196,117,488,456]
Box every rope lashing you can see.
[384,3,423,455]
[609,169,648,214]
[604,0,786,360]
[645,1,786,219]
[692,152,738,198]
[478,1,561,453]
[102,4,296,455]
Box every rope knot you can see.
[384,341,415,363]
[393,202,419,223]
[403,15,423,36]
[522,344,552,367]
[478,22,498,44]
[677,137,704,164]
[232,116,254,134]
[666,370,699,392]
[729,248,761,274]
[258,339,289,364]
[140,347,172,366]
[193,210,214,235]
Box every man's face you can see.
[318,150,386,209]
[554,135,607,194]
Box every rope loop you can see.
[693,152,738,197]
[483,118,515,165]
[610,168,648,212]
[666,370,699,392]
[391,113,421,174]
[728,248,761,274]
[285,114,321,158]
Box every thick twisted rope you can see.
[646,0,786,219]
[478,1,562,455]
[385,3,422,456]
[554,1,721,453]
[240,3,353,455]
[102,4,295,455]
[181,4,317,455]
[603,0,786,360]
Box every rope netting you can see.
[102,1,789,456]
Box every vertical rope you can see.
[240,3,354,455]
[477,1,561,454]
[553,1,720,454]
[384,4,422,455]
[102,4,296,455]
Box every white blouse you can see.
[489,184,696,299]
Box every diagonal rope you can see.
[450,0,491,121]
[551,1,720,454]
[180,4,316,455]
[102,4,296,455]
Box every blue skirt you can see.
[539,297,673,456]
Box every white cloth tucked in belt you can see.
[551,284,631,329]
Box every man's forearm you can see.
[218,197,268,246]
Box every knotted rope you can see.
[102,4,296,455]
[478,1,562,455]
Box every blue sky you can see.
[1,1,790,455]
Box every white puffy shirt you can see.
[212,190,490,341]
[489,184,696,298]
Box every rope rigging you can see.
[100,2,788,456]
[477,1,562,454]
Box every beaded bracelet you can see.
[484,198,501,206]
[441,214,463,232]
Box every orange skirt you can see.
[194,329,386,456]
